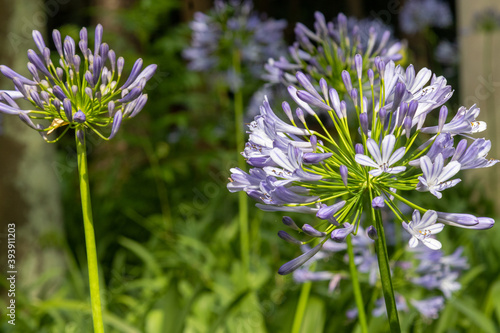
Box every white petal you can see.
[471,121,487,133]
[402,221,410,232]
[431,154,444,180]
[369,169,383,177]
[411,68,432,94]
[409,237,419,248]
[416,176,429,189]
[381,135,396,163]
[435,179,461,192]
[439,161,461,183]
[420,156,433,180]
[0,90,24,99]
[355,154,379,168]
[412,210,421,224]
[366,138,382,164]
[270,148,295,171]
[427,223,445,234]
[430,189,443,199]
[419,210,438,228]
[387,166,406,174]
[388,147,406,166]
[288,86,316,116]
[422,238,442,250]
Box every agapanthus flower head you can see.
[473,8,500,33]
[228,54,496,275]
[264,12,404,96]
[434,40,458,67]
[183,0,286,89]
[399,0,453,35]
[0,25,157,142]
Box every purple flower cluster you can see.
[0,25,156,142]
[399,0,453,35]
[183,0,286,90]
[264,12,404,95]
[293,226,468,320]
[228,54,496,276]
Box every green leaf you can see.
[451,297,496,333]
[118,236,162,277]
[300,296,326,333]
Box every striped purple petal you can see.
[278,243,323,275]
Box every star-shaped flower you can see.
[403,210,444,250]
[416,153,461,198]
[355,134,406,176]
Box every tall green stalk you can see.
[347,235,368,333]
[291,264,314,333]
[482,33,497,196]
[76,132,105,333]
[370,191,400,332]
[232,49,250,272]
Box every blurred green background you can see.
[1,0,500,332]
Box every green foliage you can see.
[6,1,500,333]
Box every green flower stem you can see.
[483,33,497,194]
[347,235,368,333]
[232,49,250,272]
[369,190,400,333]
[388,190,427,213]
[76,131,105,333]
[291,263,315,333]
[143,139,172,227]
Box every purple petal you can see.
[297,90,331,112]
[340,165,348,187]
[52,30,63,57]
[120,58,143,90]
[283,216,300,231]
[108,110,122,139]
[118,86,142,103]
[278,230,302,245]
[0,65,36,85]
[303,152,332,163]
[331,223,354,242]
[32,30,46,54]
[367,225,378,240]
[63,99,72,122]
[278,243,323,275]
[296,71,323,101]
[302,224,326,237]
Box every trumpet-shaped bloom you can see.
[355,135,406,176]
[403,210,444,249]
[416,154,461,198]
